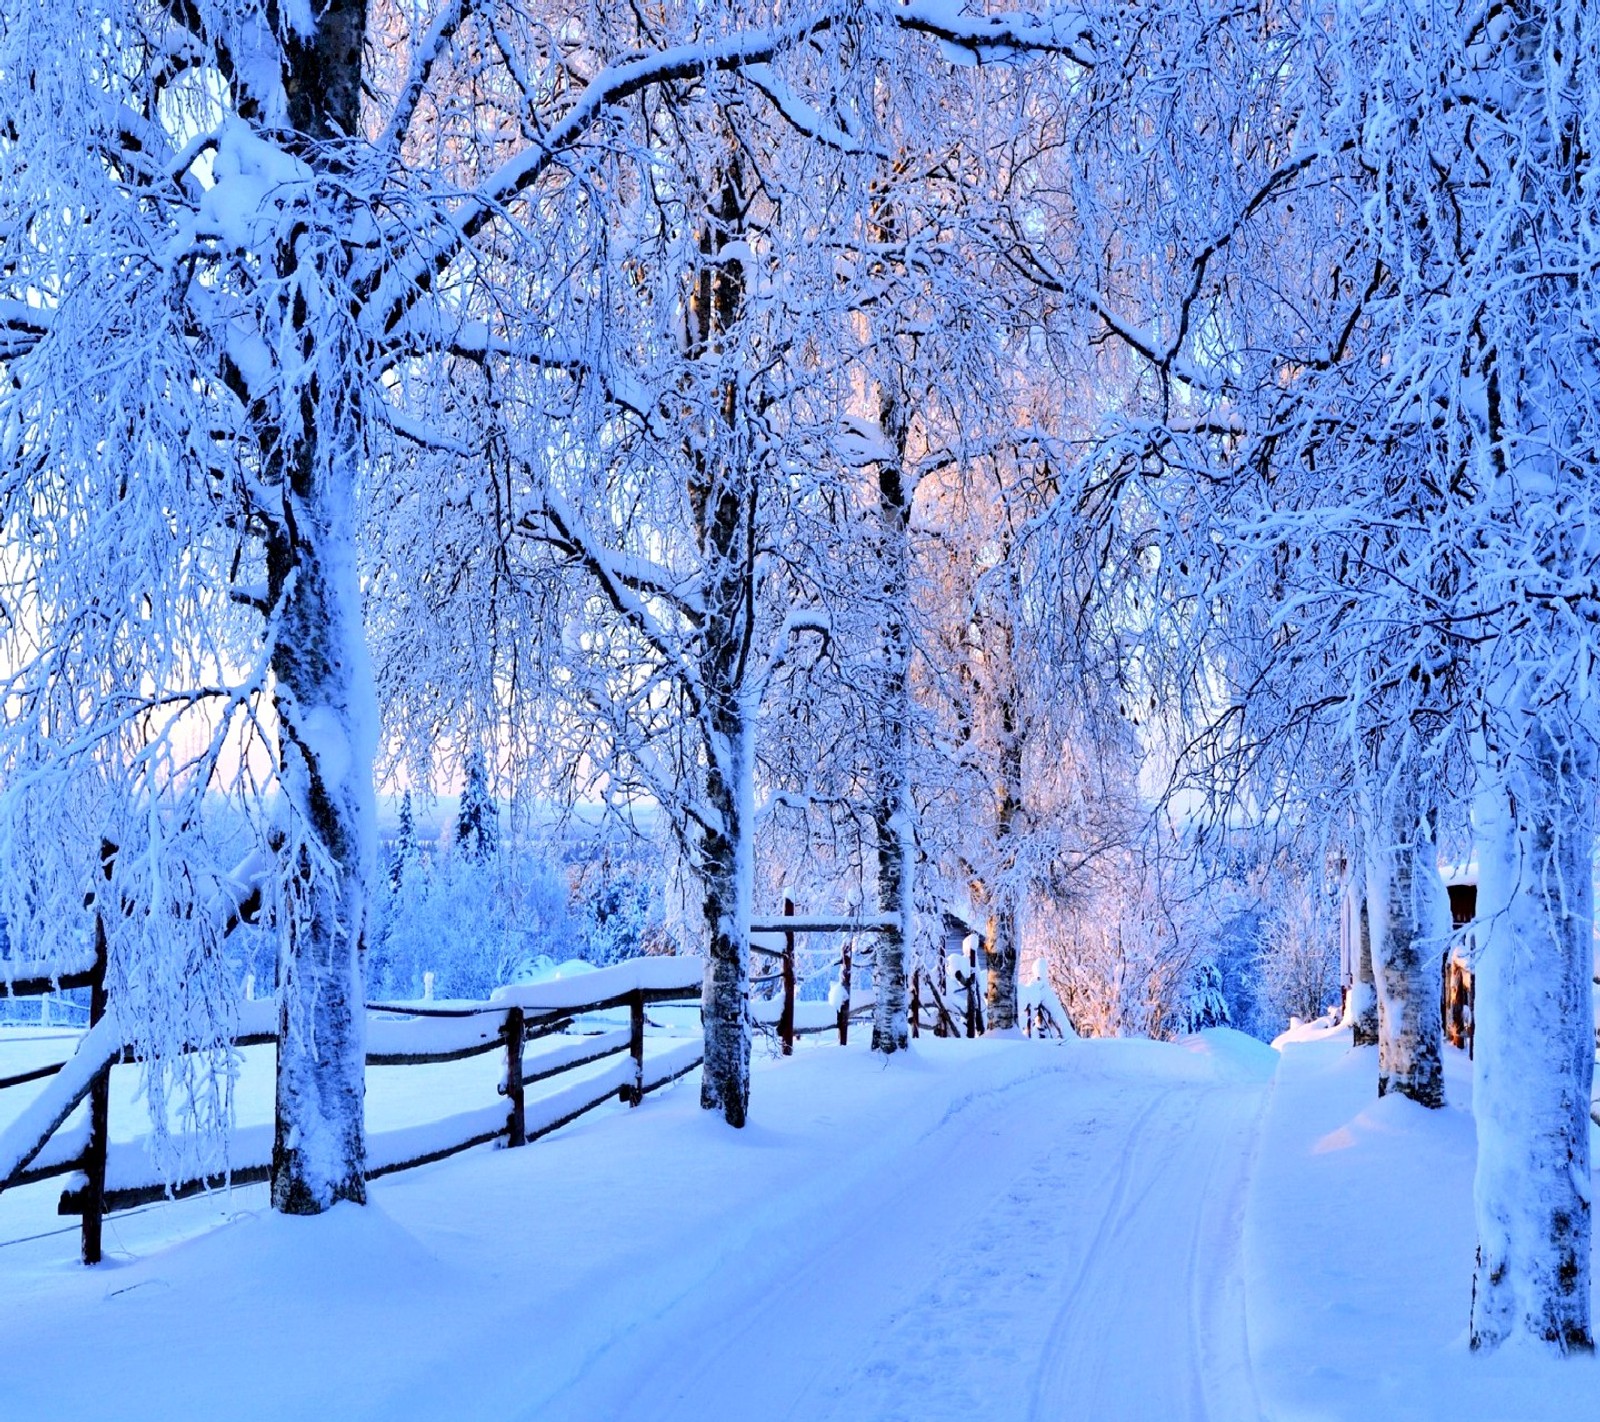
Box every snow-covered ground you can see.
[1249,1020,1599,1421]
[1,1025,1595,1420]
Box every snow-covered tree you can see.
[0,0,1095,1191]
[1259,872,1340,1034]
[1,0,385,1213]
[1033,0,1599,1353]
[385,9,1096,1119]
[454,748,497,867]
[1361,772,1447,1106]
[370,832,574,1000]
[1339,0,1600,1353]
[390,792,422,892]
[1339,837,1380,1049]
[1184,961,1230,1034]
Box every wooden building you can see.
[1339,861,1478,1054]
[1442,874,1476,1054]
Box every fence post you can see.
[628,989,645,1105]
[780,897,796,1057]
[837,942,852,1047]
[503,1006,526,1147]
[910,966,921,1040]
[81,842,115,1266]
[964,940,978,1039]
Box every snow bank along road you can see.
[1,1031,1276,1422]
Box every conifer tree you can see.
[391,792,421,891]
[455,750,497,867]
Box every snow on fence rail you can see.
[0,954,706,1263]
[743,899,1064,1050]
[2,905,1048,1266]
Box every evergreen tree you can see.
[455,749,497,866]
[391,791,421,891]
[1184,961,1232,1034]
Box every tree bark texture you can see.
[983,609,1023,1032]
[696,714,754,1127]
[268,456,375,1212]
[1464,0,1596,1353]
[1362,776,1446,1108]
[1470,723,1595,1353]
[1350,889,1380,1048]
[871,394,912,1055]
[689,160,755,1125]
[267,0,376,1215]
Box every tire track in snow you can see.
[1026,1082,1267,1422]
[794,1085,1172,1422]
[540,1064,1266,1422]
[538,1068,1108,1422]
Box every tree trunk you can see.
[872,787,912,1055]
[269,490,375,1211]
[1469,721,1595,1352]
[267,0,375,1215]
[870,397,912,1056]
[1349,877,1380,1048]
[1463,0,1595,1353]
[688,158,755,1124]
[1362,775,1445,1107]
[697,711,754,1127]
[984,901,1020,1032]
[984,624,1024,1032]
[266,320,375,1213]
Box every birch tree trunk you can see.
[1461,0,1597,1352]
[871,394,913,1055]
[268,445,376,1211]
[1470,722,1595,1352]
[1349,891,1379,1048]
[1362,774,1445,1108]
[697,712,754,1126]
[690,161,757,1124]
[984,676,1023,1031]
[266,0,376,1214]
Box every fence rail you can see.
[2,906,1030,1265]
[0,954,705,1262]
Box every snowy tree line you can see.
[364,783,673,1001]
[0,0,1594,1355]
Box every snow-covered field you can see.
[1,1027,1595,1421]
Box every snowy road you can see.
[1,1034,1275,1422]
[539,1045,1271,1422]
[10,1027,1597,1422]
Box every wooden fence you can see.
[0,955,704,1264]
[0,908,1056,1267]
[750,933,878,1051]
[748,903,1065,1047]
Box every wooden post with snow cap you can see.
[779,898,796,1057]
[837,943,852,1047]
[80,839,115,1265]
[502,1006,526,1147]
[964,938,979,1039]
[627,988,645,1105]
